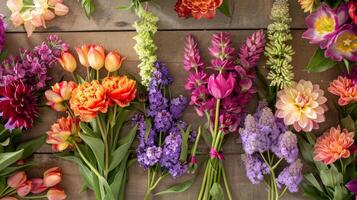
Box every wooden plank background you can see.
[1,0,342,199]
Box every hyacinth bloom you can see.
[314,126,354,165]
[88,45,105,70]
[43,167,62,187]
[302,3,348,49]
[275,80,328,132]
[47,187,67,200]
[324,24,357,62]
[175,0,223,19]
[58,52,77,72]
[102,76,137,107]
[298,0,315,13]
[105,51,125,72]
[207,73,235,99]
[328,76,357,106]
[70,80,109,122]
[45,81,77,111]
[7,171,27,188]
[46,116,80,151]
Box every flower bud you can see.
[105,51,125,72]
[75,45,90,67]
[88,45,105,70]
[7,171,27,188]
[16,181,32,197]
[58,52,77,73]
[44,10,55,21]
[43,167,62,187]
[10,12,23,26]
[30,178,48,194]
[54,3,69,16]
[47,187,67,200]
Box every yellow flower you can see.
[298,0,315,13]
[275,80,328,132]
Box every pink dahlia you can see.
[275,80,328,132]
[0,79,39,130]
[328,76,357,106]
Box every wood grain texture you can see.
[0,0,307,32]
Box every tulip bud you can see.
[10,12,23,26]
[58,52,77,73]
[54,3,69,16]
[75,45,90,67]
[88,45,105,70]
[48,0,63,6]
[44,10,55,21]
[105,51,125,72]
[6,0,23,12]
[7,171,27,188]
[30,178,48,194]
[47,187,67,200]
[16,181,32,197]
[43,167,62,187]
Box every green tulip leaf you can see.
[320,167,343,188]
[16,135,45,159]
[154,178,194,196]
[307,48,336,73]
[304,173,323,192]
[210,183,225,200]
[0,149,23,171]
[79,134,105,170]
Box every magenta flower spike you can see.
[207,72,235,99]
[183,34,204,71]
[238,30,266,69]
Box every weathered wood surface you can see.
[1,0,339,199]
[1,0,307,32]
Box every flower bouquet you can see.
[132,61,197,200]
[183,30,266,199]
[45,44,137,200]
[298,0,356,73]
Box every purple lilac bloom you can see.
[154,110,173,132]
[137,146,162,168]
[170,95,188,119]
[275,131,299,163]
[150,61,173,88]
[241,154,270,184]
[276,159,303,193]
[148,89,168,116]
[0,15,6,53]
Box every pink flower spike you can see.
[207,73,235,99]
[183,34,204,71]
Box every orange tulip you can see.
[70,80,109,122]
[44,10,55,21]
[10,12,23,26]
[54,3,69,16]
[30,178,48,194]
[58,52,77,73]
[105,51,125,72]
[47,187,67,200]
[6,0,23,12]
[45,81,77,111]
[75,45,90,67]
[7,171,27,188]
[43,167,62,187]
[16,181,32,197]
[102,76,137,107]
[88,45,105,70]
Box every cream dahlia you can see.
[298,0,316,13]
[328,76,357,106]
[275,80,328,132]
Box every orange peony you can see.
[102,76,137,107]
[328,76,357,106]
[46,116,80,151]
[70,80,109,122]
[175,0,223,19]
[314,126,354,165]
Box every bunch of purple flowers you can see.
[133,61,195,200]
[0,35,68,130]
[240,102,303,200]
[184,31,266,200]
[302,3,356,62]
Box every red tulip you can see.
[349,1,357,24]
[7,171,26,188]
[207,73,235,99]
[47,187,67,200]
[43,167,62,187]
[30,178,48,194]
[16,181,32,197]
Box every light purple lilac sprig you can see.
[239,102,302,198]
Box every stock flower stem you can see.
[22,195,48,199]
[222,163,233,200]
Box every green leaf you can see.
[218,0,231,17]
[304,173,323,192]
[209,183,224,200]
[16,135,45,159]
[333,185,349,200]
[202,127,212,146]
[298,136,314,163]
[341,115,355,132]
[109,154,129,199]
[80,122,95,136]
[179,125,191,163]
[0,161,35,176]
[79,134,105,170]
[0,149,23,171]
[154,178,194,196]
[307,48,336,72]
[302,184,327,200]
[320,167,343,187]
[108,126,137,171]
[0,138,10,146]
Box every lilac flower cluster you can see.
[239,102,302,193]
[0,35,68,130]
[183,31,265,134]
[133,61,193,178]
[0,15,6,53]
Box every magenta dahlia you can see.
[0,78,39,130]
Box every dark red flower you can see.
[349,1,357,24]
[0,78,39,130]
[175,0,191,18]
[175,0,223,19]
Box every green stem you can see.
[198,161,209,200]
[271,158,283,170]
[97,116,109,178]
[97,70,100,80]
[222,163,233,200]
[149,174,167,191]
[279,187,287,198]
[22,195,47,199]
[213,99,221,142]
